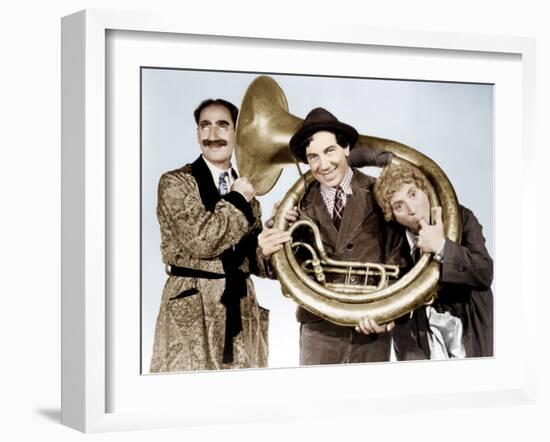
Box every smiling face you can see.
[305,131,350,188]
[196,104,236,169]
[390,183,431,233]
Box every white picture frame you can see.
[61,9,537,433]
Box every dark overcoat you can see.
[392,205,494,359]
[296,169,405,363]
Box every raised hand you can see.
[416,206,445,254]
[231,177,256,202]
[347,147,393,168]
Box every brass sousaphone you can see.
[236,76,462,325]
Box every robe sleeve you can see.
[157,171,254,259]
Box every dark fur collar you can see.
[190,155,237,212]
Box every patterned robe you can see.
[150,156,269,372]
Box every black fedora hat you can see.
[289,107,359,163]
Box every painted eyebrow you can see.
[199,119,231,125]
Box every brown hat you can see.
[289,107,359,162]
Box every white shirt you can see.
[202,155,234,193]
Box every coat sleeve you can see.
[240,198,272,278]
[440,206,493,290]
[157,171,253,259]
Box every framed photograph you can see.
[140,68,495,372]
[62,9,536,432]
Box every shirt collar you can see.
[202,155,234,186]
[319,166,353,196]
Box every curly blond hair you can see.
[374,163,429,222]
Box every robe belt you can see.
[166,264,250,364]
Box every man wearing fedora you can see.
[259,107,404,365]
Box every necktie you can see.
[218,171,229,196]
[333,186,344,230]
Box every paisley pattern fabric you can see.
[150,162,269,372]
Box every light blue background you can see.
[141,69,493,370]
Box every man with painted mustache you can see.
[150,98,270,372]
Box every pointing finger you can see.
[418,218,429,229]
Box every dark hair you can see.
[297,130,351,163]
[193,98,239,127]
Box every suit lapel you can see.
[191,155,220,212]
[336,171,374,246]
[310,185,338,248]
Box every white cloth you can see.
[425,307,466,359]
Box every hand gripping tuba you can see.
[236,76,461,325]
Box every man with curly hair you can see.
[361,162,493,360]
[150,99,269,372]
